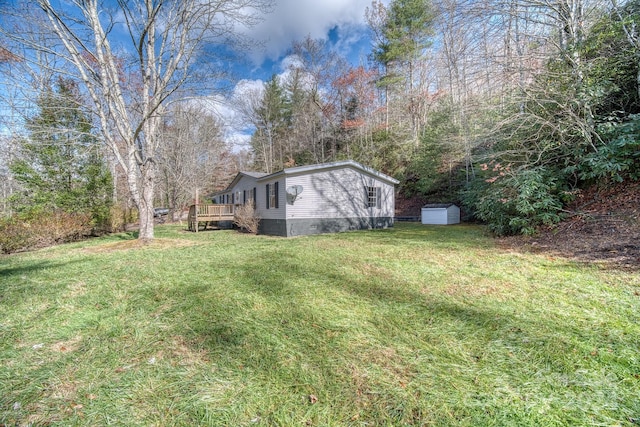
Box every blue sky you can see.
[241,0,380,72]
[216,0,387,148]
[0,0,387,145]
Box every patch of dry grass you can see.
[1,223,638,426]
[82,237,199,254]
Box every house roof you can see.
[214,171,268,195]
[216,160,399,195]
[240,171,269,179]
[257,160,400,185]
[229,171,268,185]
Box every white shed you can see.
[421,203,460,225]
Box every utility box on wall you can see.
[421,204,461,225]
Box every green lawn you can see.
[1,223,638,426]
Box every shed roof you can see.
[422,203,458,209]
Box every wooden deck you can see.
[188,204,234,232]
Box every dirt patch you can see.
[83,237,198,254]
[395,196,427,218]
[498,181,640,270]
[51,336,82,353]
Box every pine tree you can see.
[10,77,112,228]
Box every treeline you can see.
[0,76,237,253]
[1,0,638,252]
[0,78,112,253]
[238,0,640,235]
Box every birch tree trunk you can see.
[10,0,271,242]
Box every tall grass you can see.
[1,223,638,426]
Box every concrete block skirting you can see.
[258,217,394,237]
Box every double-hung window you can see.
[266,182,279,209]
[366,186,381,209]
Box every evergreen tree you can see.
[250,75,289,172]
[369,0,434,135]
[10,77,112,228]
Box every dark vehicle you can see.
[154,208,169,217]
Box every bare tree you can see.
[3,0,271,241]
[231,81,277,172]
[156,103,228,220]
[289,36,348,163]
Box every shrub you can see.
[575,115,640,183]
[0,211,92,254]
[0,217,35,254]
[462,165,572,236]
[109,205,139,232]
[233,203,260,234]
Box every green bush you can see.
[575,115,640,182]
[462,165,572,236]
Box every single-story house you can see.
[421,203,461,225]
[212,160,399,237]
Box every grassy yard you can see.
[0,223,638,426]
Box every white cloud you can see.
[214,0,393,150]
[279,55,303,72]
[225,132,253,150]
[243,0,386,64]
[233,79,265,98]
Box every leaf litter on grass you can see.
[1,223,639,426]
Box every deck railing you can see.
[188,204,234,232]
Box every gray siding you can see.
[283,167,395,220]
[255,178,285,220]
[219,161,398,236]
[226,175,259,206]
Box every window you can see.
[266,182,279,209]
[366,186,381,209]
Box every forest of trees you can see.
[1,0,639,250]
[238,0,640,235]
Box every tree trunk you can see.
[138,161,155,242]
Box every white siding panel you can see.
[227,175,259,206]
[284,167,395,220]
[257,178,286,220]
[447,206,461,224]
[422,206,460,225]
[421,208,447,225]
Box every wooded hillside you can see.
[1,0,639,246]
[240,0,640,235]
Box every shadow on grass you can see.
[0,258,86,282]
[326,223,492,250]
[3,222,630,426]
[112,231,139,240]
[181,237,636,383]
